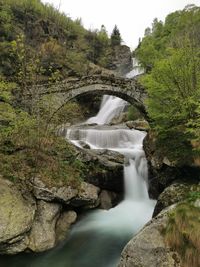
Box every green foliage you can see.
[135,6,200,71]
[127,105,143,121]
[85,27,111,67]
[0,79,85,186]
[111,25,122,46]
[0,0,126,187]
[137,6,200,163]
[187,191,200,203]
[0,0,114,79]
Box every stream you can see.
[0,65,156,267]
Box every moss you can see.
[0,135,85,188]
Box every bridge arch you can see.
[33,75,147,119]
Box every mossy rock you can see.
[0,178,36,254]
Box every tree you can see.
[142,37,200,163]
[144,27,151,36]
[111,25,121,46]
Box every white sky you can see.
[41,0,200,49]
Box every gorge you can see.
[0,63,157,267]
[0,1,200,267]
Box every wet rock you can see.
[71,182,100,209]
[118,206,181,267]
[81,142,91,149]
[0,178,36,254]
[28,200,61,252]
[99,190,121,210]
[56,210,77,243]
[110,112,128,125]
[78,148,124,192]
[126,119,150,131]
[153,181,200,217]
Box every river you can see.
[0,65,156,267]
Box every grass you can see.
[164,200,200,267]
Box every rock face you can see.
[29,177,100,208]
[55,210,77,243]
[144,131,200,199]
[75,146,124,192]
[0,178,36,254]
[107,45,133,75]
[28,201,61,252]
[118,206,181,267]
[143,132,185,198]
[0,175,101,254]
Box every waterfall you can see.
[86,95,127,125]
[56,60,155,267]
[1,60,155,267]
[86,58,144,125]
[60,88,155,266]
[49,125,155,267]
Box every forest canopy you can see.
[135,4,200,164]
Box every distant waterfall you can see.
[86,57,144,125]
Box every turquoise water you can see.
[0,219,130,267]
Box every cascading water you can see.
[57,121,156,267]
[86,95,127,125]
[52,61,154,266]
[0,60,155,267]
[86,57,144,126]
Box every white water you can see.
[62,59,155,266]
[86,95,127,125]
[67,127,155,233]
[0,60,154,267]
[126,58,144,78]
[86,58,144,125]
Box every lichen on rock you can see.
[0,178,36,254]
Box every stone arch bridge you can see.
[30,74,147,115]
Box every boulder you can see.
[71,182,100,209]
[28,200,61,252]
[126,119,150,131]
[99,190,121,210]
[118,206,181,267]
[153,181,200,217]
[56,210,77,243]
[76,147,124,192]
[30,176,100,209]
[30,176,78,203]
[0,178,36,254]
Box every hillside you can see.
[135,4,200,165]
[0,0,109,184]
[0,0,118,81]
